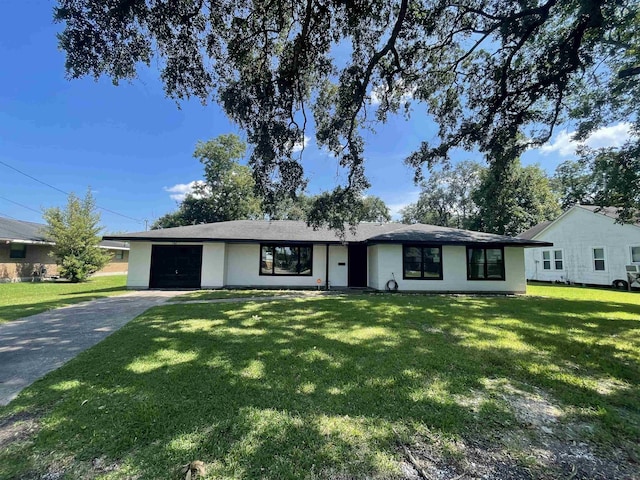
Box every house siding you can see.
[225,243,329,288]
[370,244,526,293]
[524,207,640,286]
[0,242,127,282]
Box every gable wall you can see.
[524,207,640,285]
[370,244,526,293]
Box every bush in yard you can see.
[43,190,111,282]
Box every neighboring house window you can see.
[467,247,505,280]
[631,246,640,263]
[593,248,606,271]
[260,244,312,276]
[9,243,27,259]
[403,245,443,280]
[542,249,563,270]
[114,250,125,260]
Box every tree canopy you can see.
[43,190,111,282]
[153,135,391,228]
[401,160,560,236]
[54,0,639,225]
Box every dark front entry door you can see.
[149,245,203,288]
[348,244,368,287]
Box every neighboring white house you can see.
[518,205,640,288]
[104,220,550,293]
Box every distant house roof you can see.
[103,220,551,247]
[577,205,640,226]
[516,221,554,240]
[517,205,640,240]
[0,217,129,250]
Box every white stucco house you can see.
[518,205,640,288]
[104,220,549,293]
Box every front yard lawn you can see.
[0,275,127,323]
[0,285,638,479]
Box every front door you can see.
[149,245,203,288]
[348,244,368,287]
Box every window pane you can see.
[298,247,312,275]
[274,246,298,274]
[404,247,422,278]
[554,250,562,260]
[632,246,640,263]
[261,246,274,274]
[423,247,441,278]
[468,248,485,279]
[595,259,605,271]
[9,244,26,259]
[543,260,551,270]
[555,260,563,270]
[542,251,550,260]
[593,248,604,260]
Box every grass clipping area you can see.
[0,275,128,323]
[1,287,638,479]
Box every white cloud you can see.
[164,180,205,201]
[292,135,310,153]
[370,82,416,106]
[540,122,634,157]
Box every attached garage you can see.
[149,245,203,288]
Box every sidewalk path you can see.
[0,290,188,406]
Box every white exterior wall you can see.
[127,241,152,288]
[524,207,640,286]
[368,245,380,290]
[328,245,348,288]
[225,243,329,287]
[201,243,226,288]
[369,244,526,293]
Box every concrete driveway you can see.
[0,290,188,406]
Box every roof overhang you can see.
[0,238,55,246]
[366,239,554,247]
[102,236,345,245]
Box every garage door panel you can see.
[149,245,202,288]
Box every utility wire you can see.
[0,159,144,224]
[0,195,42,214]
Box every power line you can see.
[0,195,42,214]
[0,159,144,224]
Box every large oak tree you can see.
[54,0,639,226]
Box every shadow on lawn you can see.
[1,294,638,478]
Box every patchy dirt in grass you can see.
[396,379,638,480]
[0,410,40,450]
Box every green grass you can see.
[0,285,638,479]
[0,275,128,323]
[174,289,302,301]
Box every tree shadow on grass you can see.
[1,294,638,478]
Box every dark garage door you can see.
[149,245,203,289]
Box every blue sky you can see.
[0,1,632,233]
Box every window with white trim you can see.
[593,248,606,271]
[542,250,563,270]
[554,250,563,270]
[631,246,640,263]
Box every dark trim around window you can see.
[259,243,313,276]
[9,243,27,259]
[402,244,443,280]
[466,246,505,281]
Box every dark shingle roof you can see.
[104,220,552,246]
[0,217,50,243]
[577,205,640,226]
[516,221,553,240]
[0,217,129,249]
